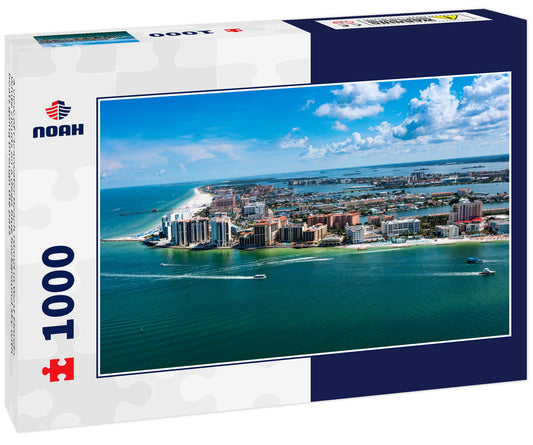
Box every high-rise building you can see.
[161,208,192,238]
[169,217,209,246]
[448,199,483,223]
[210,216,232,247]
[381,218,420,237]
[253,219,280,246]
[279,223,307,242]
[302,224,327,242]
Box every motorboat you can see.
[479,268,495,275]
[253,274,267,280]
[467,257,484,264]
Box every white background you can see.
[1,0,531,442]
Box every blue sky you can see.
[99,73,510,188]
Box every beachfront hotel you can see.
[161,208,192,238]
[210,215,232,247]
[434,225,460,238]
[345,224,377,244]
[279,223,307,243]
[381,218,421,237]
[168,217,210,246]
[307,212,360,228]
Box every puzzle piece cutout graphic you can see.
[42,358,74,382]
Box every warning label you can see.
[318,12,490,30]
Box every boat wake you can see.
[276,256,333,264]
[101,272,255,280]
[420,272,483,277]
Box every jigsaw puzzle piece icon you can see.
[42,358,74,382]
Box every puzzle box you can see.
[5,9,526,431]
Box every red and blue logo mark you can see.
[45,100,71,120]
[33,100,83,138]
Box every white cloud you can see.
[300,74,510,160]
[170,141,243,163]
[314,81,405,121]
[332,121,349,132]
[301,99,315,110]
[333,82,406,104]
[278,128,309,149]
[315,103,384,120]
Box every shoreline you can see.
[102,187,214,241]
[101,233,509,250]
[339,234,509,251]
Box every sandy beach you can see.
[102,187,214,241]
[341,234,509,250]
[187,187,214,217]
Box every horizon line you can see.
[100,152,509,191]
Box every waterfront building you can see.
[430,191,454,199]
[307,212,360,228]
[489,219,510,234]
[302,224,327,243]
[457,188,472,197]
[381,218,420,237]
[408,171,426,183]
[238,230,255,247]
[367,214,397,226]
[242,201,266,219]
[454,220,485,233]
[434,225,460,238]
[210,216,232,247]
[319,235,343,246]
[448,199,483,223]
[169,217,209,246]
[161,208,192,238]
[345,224,373,244]
[279,223,307,243]
[253,218,280,246]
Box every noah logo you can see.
[45,100,71,120]
[33,100,84,139]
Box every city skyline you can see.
[99,72,510,189]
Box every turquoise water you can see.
[100,242,509,374]
[99,185,510,374]
[100,182,202,238]
[100,161,510,375]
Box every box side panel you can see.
[5,38,19,430]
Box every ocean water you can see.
[100,182,202,238]
[100,241,509,374]
[99,164,510,374]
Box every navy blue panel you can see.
[285,10,527,402]
[286,10,526,83]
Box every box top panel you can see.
[5,9,525,52]
[5,20,306,51]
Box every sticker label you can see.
[317,12,490,30]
